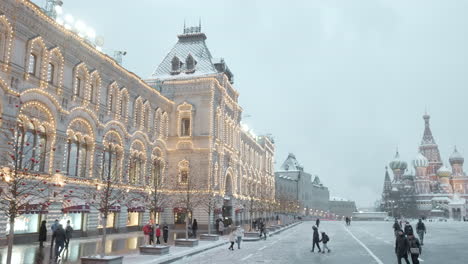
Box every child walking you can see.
[321,232,331,253]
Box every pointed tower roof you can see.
[279,153,303,171]
[421,113,436,145]
[384,166,391,182]
[150,26,234,83]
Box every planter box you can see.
[200,234,220,241]
[139,245,170,255]
[81,255,123,264]
[175,239,199,247]
[244,232,260,238]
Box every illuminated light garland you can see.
[20,0,174,106]
[0,15,14,72]
[46,47,64,93]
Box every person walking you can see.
[143,222,152,245]
[408,232,422,264]
[54,224,66,261]
[163,224,169,243]
[316,218,320,228]
[259,221,267,240]
[393,220,401,237]
[416,219,426,245]
[235,225,244,249]
[219,221,225,235]
[395,230,410,264]
[50,219,59,248]
[192,219,198,238]
[311,225,321,253]
[228,229,236,250]
[155,224,161,244]
[38,220,47,248]
[149,224,155,245]
[320,231,331,253]
[64,220,73,249]
[404,222,414,236]
[215,218,220,234]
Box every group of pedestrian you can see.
[143,222,169,245]
[393,219,426,264]
[311,219,331,254]
[43,219,74,261]
[228,225,245,250]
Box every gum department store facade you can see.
[0,0,275,242]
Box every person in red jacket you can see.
[143,222,152,245]
[155,224,162,244]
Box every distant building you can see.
[329,197,357,218]
[275,154,330,215]
[381,114,468,220]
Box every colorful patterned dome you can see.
[413,153,429,168]
[389,151,408,170]
[437,165,451,177]
[449,147,464,165]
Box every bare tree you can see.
[73,147,128,258]
[172,160,205,240]
[0,122,62,264]
[200,181,221,235]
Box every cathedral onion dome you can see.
[437,165,451,177]
[389,151,407,170]
[449,147,464,165]
[413,153,429,168]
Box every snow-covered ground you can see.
[1,220,467,263]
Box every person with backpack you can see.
[408,232,422,264]
[320,231,331,253]
[64,220,73,249]
[416,219,426,245]
[316,218,320,228]
[404,222,413,236]
[395,230,410,264]
[311,225,321,253]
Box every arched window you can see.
[47,63,54,84]
[181,118,190,137]
[134,99,143,129]
[17,121,47,172]
[66,135,79,176]
[186,54,195,73]
[143,104,150,131]
[28,53,37,75]
[151,159,162,186]
[74,76,82,96]
[101,145,121,181]
[120,93,128,118]
[129,154,144,185]
[89,72,101,104]
[171,56,180,73]
[0,16,14,68]
[178,160,189,184]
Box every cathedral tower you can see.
[418,113,442,178]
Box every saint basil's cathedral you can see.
[381,114,468,220]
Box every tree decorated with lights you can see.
[71,145,128,258]
[200,176,221,235]
[172,159,205,240]
[0,120,63,264]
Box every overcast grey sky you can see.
[34,0,468,207]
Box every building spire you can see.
[421,113,435,145]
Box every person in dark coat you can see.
[192,219,198,238]
[163,224,169,243]
[54,224,66,260]
[408,232,422,264]
[38,220,47,248]
[393,220,401,237]
[311,225,321,252]
[50,219,59,248]
[416,219,426,245]
[395,230,410,264]
[65,220,73,249]
[215,218,220,233]
[316,218,320,228]
[404,222,413,236]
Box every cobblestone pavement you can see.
[173,220,468,264]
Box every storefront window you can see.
[98,213,116,228]
[6,214,40,234]
[174,212,191,224]
[127,212,140,226]
[60,213,83,230]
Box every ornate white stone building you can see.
[0,0,275,243]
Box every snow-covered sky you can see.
[33,0,468,207]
